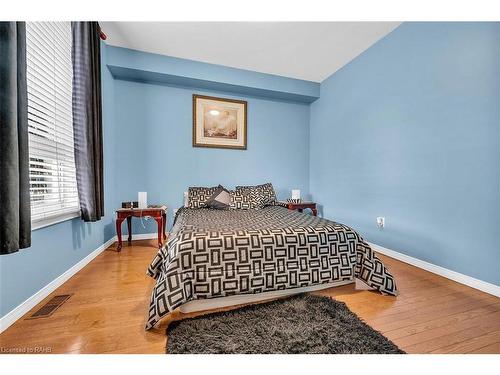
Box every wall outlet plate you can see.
[377,217,385,228]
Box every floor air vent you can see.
[26,294,72,319]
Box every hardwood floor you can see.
[1,239,499,354]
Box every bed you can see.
[145,204,397,329]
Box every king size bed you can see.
[145,185,397,330]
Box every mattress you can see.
[145,206,397,329]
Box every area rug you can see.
[166,294,405,354]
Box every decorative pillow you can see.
[230,189,258,210]
[205,185,231,210]
[234,182,277,209]
[257,182,277,206]
[187,186,218,209]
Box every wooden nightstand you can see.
[281,201,317,216]
[115,206,167,251]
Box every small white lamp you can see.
[138,192,147,208]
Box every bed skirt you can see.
[178,278,355,313]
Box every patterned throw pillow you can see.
[258,182,277,206]
[187,186,218,209]
[232,183,277,209]
[230,188,259,210]
[205,185,231,210]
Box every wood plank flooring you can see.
[1,239,499,354]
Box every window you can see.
[26,22,79,228]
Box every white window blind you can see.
[26,22,79,224]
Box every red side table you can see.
[281,201,317,216]
[115,206,167,251]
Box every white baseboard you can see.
[369,242,500,297]
[0,236,115,333]
[0,233,165,333]
[121,233,158,241]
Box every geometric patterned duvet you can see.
[145,206,397,329]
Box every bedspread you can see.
[146,206,397,329]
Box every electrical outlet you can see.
[376,217,385,228]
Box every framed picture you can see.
[193,94,247,150]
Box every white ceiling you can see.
[100,22,401,82]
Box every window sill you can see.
[32,210,81,231]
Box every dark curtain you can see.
[0,22,31,255]
[71,22,104,222]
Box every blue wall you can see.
[106,45,320,103]
[309,22,500,285]
[0,44,118,317]
[113,80,311,235]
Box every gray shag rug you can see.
[166,294,404,354]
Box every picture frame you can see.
[192,94,247,150]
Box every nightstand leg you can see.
[311,208,318,216]
[155,217,163,249]
[162,211,167,240]
[116,218,124,252]
[127,216,132,244]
